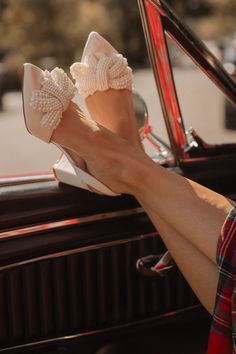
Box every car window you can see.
[167,36,236,146]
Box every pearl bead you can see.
[70,53,133,99]
[30,67,75,131]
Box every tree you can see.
[0,0,235,68]
[0,0,147,67]
[0,0,119,67]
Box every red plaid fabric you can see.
[207,206,236,354]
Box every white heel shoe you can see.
[22,63,118,196]
[53,154,88,189]
[53,32,134,190]
[70,31,133,99]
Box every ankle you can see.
[121,149,154,195]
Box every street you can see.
[0,68,235,176]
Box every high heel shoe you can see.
[70,31,133,99]
[53,32,134,190]
[22,63,118,196]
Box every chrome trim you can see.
[0,224,154,271]
[137,0,185,163]
[0,207,144,241]
[0,304,202,352]
[0,173,54,187]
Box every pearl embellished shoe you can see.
[22,63,118,196]
[70,31,133,99]
[53,32,135,191]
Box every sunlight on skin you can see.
[52,85,234,313]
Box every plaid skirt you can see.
[207,206,236,354]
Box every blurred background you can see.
[0,0,236,176]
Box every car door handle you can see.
[136,251,175,277]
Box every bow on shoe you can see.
[30,67,75,130]
[70,53,133,99]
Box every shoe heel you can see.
[53,154,89,190]
[53,154,119,196]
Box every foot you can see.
[51,97,151,196]
[52,32,145,194]
[86,89,143,151]
[71,31,143,151]
[48,32,150,194]
[22,63,121,195]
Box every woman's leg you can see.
[133,162,234,264]
[84,89,234,265]
[53,94,234,262]
[140,205,218,313]
[51,90,234,314]
[85,89,221,313]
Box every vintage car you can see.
[0,0,236,353]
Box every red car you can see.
[0,1,235,353]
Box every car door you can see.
[1,1,235,354]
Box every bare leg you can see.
[84,88,232,263]
[84,88,224,313]
[51,92,232,313]
[134,164,233,264]
[141,209,218,313]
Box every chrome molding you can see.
[137,0,186,163]
[0,304,202,352]
[0,214,152,272]
[0,207,144,241]
[137,0,236,162]
[0,173,54,187]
